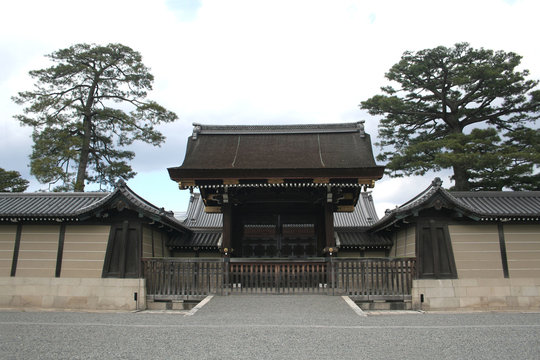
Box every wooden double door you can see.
[238,212,319,258]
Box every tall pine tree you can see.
[13,43,178,191]
[361,43,540,191]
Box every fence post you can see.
[223,257,229,296]
[329,256,335,296]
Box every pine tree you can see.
[361,43,540,190]
[13,43,178,191]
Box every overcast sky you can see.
[1,0,538,217]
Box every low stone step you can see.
[146,298,200,310]
[356,300,412,311]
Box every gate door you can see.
[240,213,317,258]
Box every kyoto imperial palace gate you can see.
[144,122,416,300]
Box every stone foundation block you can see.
[427,297,460,309]
[0,277,145,311]
[466,286,491,297]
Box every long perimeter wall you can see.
[0,277,145,310]
[414,223,540,310]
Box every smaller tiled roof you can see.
[78,180,183,224]
[334,192,379,227]
[183,191,380,229]
[177,192,385,249]
[451,191,540,218]
[0,181,189,233]
[169,230,222,249]
[0,192,108,218]
[336,228,392,249]
[372,178,540,230]
[183,193,223,228]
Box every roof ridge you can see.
[191,121,366,136]
[0,192,110,197]
[76,181,175,217]
[451,191,540,198]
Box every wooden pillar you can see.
[55,223,66,278]
[324,201,335,252]
[10,223,22,277]
[498,223,510,278]
[222,203,232,256]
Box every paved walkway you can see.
[1,295,540,359]
[186,295,368,324]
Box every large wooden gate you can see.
[228,259,327,294]
[143,257,416,301]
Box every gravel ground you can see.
[1,295,540,359]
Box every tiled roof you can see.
[373,178,540,230]
[170,227,391,249]
[0,181,189,233]
[178,192,383,249]
[191,122,369,134]
[169,230,222,249]
[336,228,392,248]
[0,192,108,218]
[168,122,384,182]
[451,191,540,218]
[183,193,223,228]
[183,191,380,229]
[334,192,379,227]
[79,180,178,219]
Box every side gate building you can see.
[1,122,539,311]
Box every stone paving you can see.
[1,295,540,359]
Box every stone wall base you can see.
[413,278,540,311]
[0,277,146,311]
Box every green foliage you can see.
[13,43,178,191]
[361,43,540,191]
[0,168,29,192]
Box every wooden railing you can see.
[142,257,416,301]
[333,258,416,301]
[143,258,224,300]
[227,259,327,294]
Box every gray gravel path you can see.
[1,295,540,359]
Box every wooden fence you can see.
[144,258,224,300]
[333,258,416,301]
[142,257,416,301]
[228,259,328,295]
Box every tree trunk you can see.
[449,124,471,191]
[74,75,100,192]
[452,163,470,191]
[74,115,92,192]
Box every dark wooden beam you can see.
[10,223,22,277]
[222,203,232,255]
[498,223,510,278]
[119,221,129,278]
[324,201,335,251]
[55,223,66,278]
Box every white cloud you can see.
[1,0,539,211]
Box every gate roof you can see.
[168,122,384,187]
